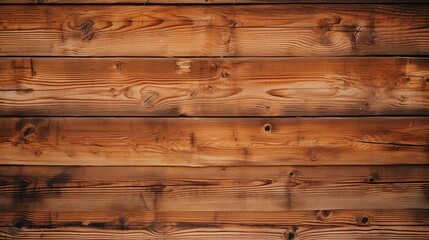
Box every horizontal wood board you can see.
[1,57,428,116]
[0,5,428,56]
[0,117,428,166]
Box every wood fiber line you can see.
[0,5,428,56]
[1,57,428,116]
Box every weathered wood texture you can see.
[0,165,428,211]
[2,226,429,240]
[0,5,428,56]
[2,210,429,228]
[4,0,429,4]
[1,57,428,116]
[0,117,428,166]
[1,210,429,239]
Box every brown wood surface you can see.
[0,117,428,166]
[0,165,428,211]
[1,1,428,239]
[0,5,428,56]
[2,226,429,240]
[2,210,429,228]
[1,57,428,116]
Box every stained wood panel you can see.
[1,57,428,116]
[0,165,428,211]
[0,117,428,166]
[1,226,429,240]
[2,210,429,228]
[1,0,428,239]
[0,5,428,56]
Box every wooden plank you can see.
[3,0,429,4]
[1,226,429,240]
[2,210,429,229]
[0,165,428,211]
[0,5,428,56]
[0,117,428,166]
[1,57,428,117]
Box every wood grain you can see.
[2,210,428,228]
[0,165,428,211]
[2,226,429,240]
[3,0,429,4]
[1,57,428,116]
[0,5,428,56]
[0,117,428,166]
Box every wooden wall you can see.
[0,0,428,239]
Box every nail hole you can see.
[357,216,369,225]
[288,171,296,177]
[357,215,370,226]
[264,123,272,132]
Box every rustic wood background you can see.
[0,0,428,239]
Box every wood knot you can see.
[14,125,36,145]
[284,230,296,240]
[288,171,296,178]
[220,69,229,79]
[115,61,124,71]
[316,210,333,221]
[13,216,32,229]
[118,216,128,230]
[22,126,35,137]
[367,174,379,184]
[79,19,95,40]
[141,91,159,107]
[357,215,370,226]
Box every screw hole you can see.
[264,124,272,132]
[358,215,370,225]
